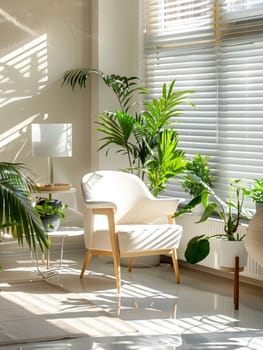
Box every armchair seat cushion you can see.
[92,224,183,253]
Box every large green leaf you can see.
[196,203,218,223]
[174,194,202,217]
[184,235,210,264]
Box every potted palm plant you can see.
[63,69,194,196]
[97,80,194,196]
[175,177,250,268]
[0,162,50,268]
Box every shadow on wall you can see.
[0,1,89,166]
[0,34,59,161]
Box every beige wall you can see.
[96,0,140,170]
[0,0,139,210]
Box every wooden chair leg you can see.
[105,208,121,292]
[128,257,134,272]
[80,251,92,279]
[171,249,180,284]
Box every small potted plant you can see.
[35,198,68,232]
[246,178,263,211]
[175,177,251,268]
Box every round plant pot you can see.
[41,214,61,232]
[216,239,248,271]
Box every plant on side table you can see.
[174,177,251,268]
[35,198,68,232]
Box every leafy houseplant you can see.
[62,69,194,196]
[0,162,50,265]
[97,81,190,196]
[182,154,214,197]
[175,177,250,265]
[144,129,186,197]
[246,179,263,211]
[35,198,68,232]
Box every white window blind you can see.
[143,0,263,201]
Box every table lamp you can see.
[31,123,72,188]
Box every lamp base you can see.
[36,183,72,191]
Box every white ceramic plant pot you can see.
[216,239,248,270]
[41,214,61,232]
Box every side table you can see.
[33,184,77,207]
[46,226,84,268]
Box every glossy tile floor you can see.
[0,247,262,349]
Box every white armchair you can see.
[80,170,183,292]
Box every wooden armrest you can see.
[90,208,116,233]
[92,207,115,217]
[84,200,117,209]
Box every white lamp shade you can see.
[31,123,72,157]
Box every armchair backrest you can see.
[81,170,177,224]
